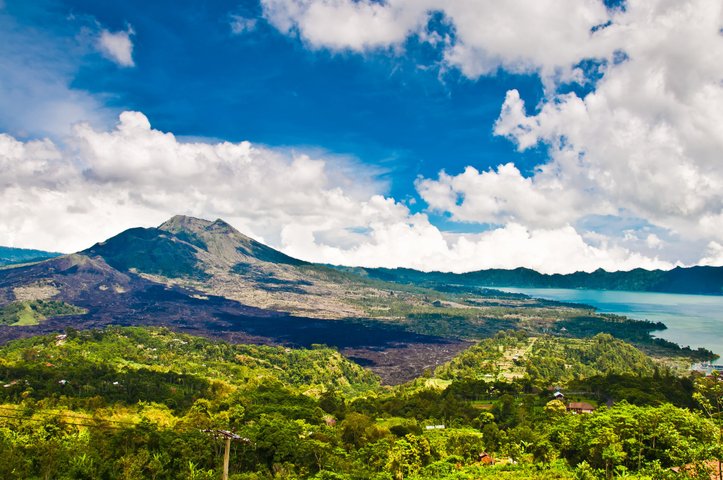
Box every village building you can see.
[567,402,595,414]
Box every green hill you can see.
[0,327,379,409]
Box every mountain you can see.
[81,215,381,319]
[342,264,723,295]
[0,246,61,267]
[0,216,478,382]
[86,215,307,280]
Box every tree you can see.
[545,399,567,417]
[693,372,723,480]
[385,434,431,480]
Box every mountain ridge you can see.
[0,246,62,268]
[344,263,723,295]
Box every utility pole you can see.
[202,429,250,480]
[223,436,231,480]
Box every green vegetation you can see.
[0,327,720,479]
[436,332,656,385]
[0,300,86,326]
[85,227,209,279]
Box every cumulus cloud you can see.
[261,0,611,78]
[262,0,428,51]
[0,112,401,253]
[275,0,723,266]
[0,111,671,273]
[97,26,135,67]
[284,219,672,274]
[416,163,581,229]
[489,0,723,240]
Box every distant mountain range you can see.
[0,246,61,267]
[342,264,723,296]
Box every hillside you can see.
[0,327,379,407]
[436,332,657,384]
[0,326,718,479]
[344,264,723,295]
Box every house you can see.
[553,391,564,400]
[478,452,494,465]
[567,402,595,414]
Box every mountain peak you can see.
[159,215,242,237]
[158,215,213,234]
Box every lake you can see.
[496,287,723,360]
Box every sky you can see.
[0,0,722,274]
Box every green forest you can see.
[0,327,721,479]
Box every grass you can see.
[11,303,40,326]
[0,300,87,326]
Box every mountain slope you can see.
[82,215,367,318]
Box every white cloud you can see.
[645,234,663,250]
[263,0,723,247]
[0,111,399,253]
[416,162,582,229]
[97,27,135,67]
[288,0,723,267]
[229,15,258,35]
[490,0,723,240]
[283,219,672,274]
[0,111,672,273]
[261,0,611,78]
[262,0,429,51]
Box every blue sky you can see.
[6,0,548,204]
[1,0,722,273]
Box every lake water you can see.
[496,287,723,360]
